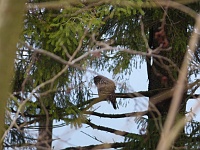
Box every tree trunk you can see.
[37,118,53,150]
[36,93,54,150]
[146,19,187,149]
[0,1,25,149]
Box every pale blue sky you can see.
[52,60,200,149]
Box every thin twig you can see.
[81,131,104,143]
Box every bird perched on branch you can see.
[93,75,117,109]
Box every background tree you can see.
[1,0,200,150]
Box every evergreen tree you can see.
[1,1,200,149]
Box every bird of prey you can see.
[93,75,117,109]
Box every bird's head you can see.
[93,75,103,85]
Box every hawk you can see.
[94,75,117,109]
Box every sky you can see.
[52,60,200,149]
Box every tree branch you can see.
[156,14,200,150]
[27,0,199,19]
[84,111,148,118]
[85,120,141,137]
[62,142,128,150]
[80,80,200,110]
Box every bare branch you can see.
[63,142,128,150]
[85,120,140,137]
[84,111,148,118]
[27,0,198,19]
[157,15,200,150]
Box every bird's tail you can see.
[108,93,117,109]
[111,101,117,109]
